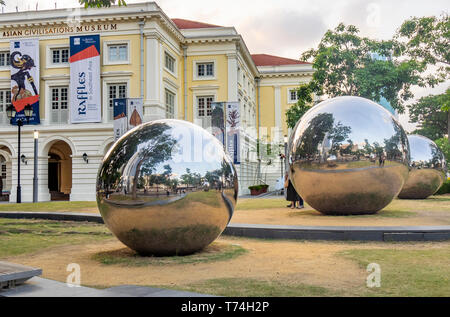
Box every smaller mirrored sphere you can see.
[398,135,447,199]
[96,119,238,255]
[289,96,410,215]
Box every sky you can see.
[1,0,449,131]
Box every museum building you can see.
[0,2,313,202]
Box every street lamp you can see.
[6,104,33,203]
[33,130,39,203]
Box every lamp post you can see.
[33,130,39,203]
[6,104,33,203]
[284,135,288,173]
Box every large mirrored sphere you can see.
[398,135,447,199]
[289,96,410,215]
[97,119,238,255]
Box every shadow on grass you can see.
[287,209,416,219]
[92,242,247,266]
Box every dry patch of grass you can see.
[92,242,247,266]
[0,201,98,213]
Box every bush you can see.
[435,178,450,195]
[248,184,269,191]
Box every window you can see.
[0,90,11,124]
[51,48,69,65]
[197,96,214,117]
[50,87,69,124]
[165,52,175,73]
[0,51,10,67]
[165,89,175,119]
[107,83,127,121]
[108,44,128,62]
[197,62,214,78]
[289,89,299,103]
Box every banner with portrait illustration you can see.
[69,34,101,123]
[9,39,40,125]
[210,102,225,145]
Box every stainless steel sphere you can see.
[96,119,238,255]
[289,96,410,215]
[398,135,447,199]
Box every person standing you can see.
[284,172,304,209]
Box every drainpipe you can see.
[183,45,188,121]
[139,20,145,100]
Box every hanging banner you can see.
[69,34,101,123]
[126,98,143,130]
[210,102,225,145]
[113,98,127,141]
[9,39,40,125]
[225,102,240,164]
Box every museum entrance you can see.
[47,141,72,201]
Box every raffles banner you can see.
[10,39,40,125]
[69,35,101,123]
[226,102,240,164]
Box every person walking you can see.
[284,172,304,209]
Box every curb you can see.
[1,211,450,242]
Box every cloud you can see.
[236,8,327,59]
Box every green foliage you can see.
[395,14,449,84]
[435,179,450,195]
[285,84,314,128]
[435,137,450,163]
[248,184,269,191]
[79,0,126,8]
[287,22,428,129]
[409,89,449,139]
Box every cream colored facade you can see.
[0,2,313,201]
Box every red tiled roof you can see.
[251,54,311,66]
[171,18,221,29]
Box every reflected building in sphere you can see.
[288,96,410,215]
[398,134,447,199]
[97,119,238,255]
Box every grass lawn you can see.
[339,246,450,297]
[162,278,334,297]
[0,201,98,213]
[1,219,449,296]
[0,218,112,257]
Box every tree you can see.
[409,89,449,140]
[79,0,126,8]
[285,84,315,128]
[435,137,450,163]
[286,23,426,127]
[395,14,449,85]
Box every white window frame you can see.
[191,87,218,128]
[102,78,130,123]
[44,78,69,126]
[0,88,11,125]
[164,50,177,77]
[103,40,131,65]
[164,88,176,119]
[46,44,70,69]
[0,50,10,71]
[193,59,216,81]
[288,88,299,104]
[49,86,69,125]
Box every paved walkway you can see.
[1,277,212,297]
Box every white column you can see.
[70,154,102,201]
[274,85,282,142]
[144,33,165,122]
[227,53,238,102]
